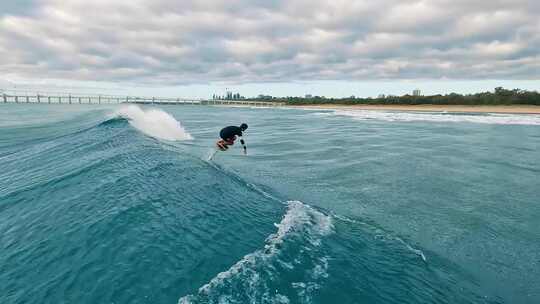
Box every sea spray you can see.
[112,105,193,141]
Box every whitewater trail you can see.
[112,105,193,141]
[178,200,334,304]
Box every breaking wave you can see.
[112,105,193,141]
[322,109,540,125]
[178,201,333,304]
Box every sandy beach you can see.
[291,104,540,114]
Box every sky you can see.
[0,0,538,98]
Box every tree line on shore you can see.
[247,87,540,105]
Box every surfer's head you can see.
[240,123,248,131]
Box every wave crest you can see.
[112,105,193,141]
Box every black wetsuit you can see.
[220,126,243,140]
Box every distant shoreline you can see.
[288,104,540,114]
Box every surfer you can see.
[217,123,248,154]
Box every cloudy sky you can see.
[0,0,538,97]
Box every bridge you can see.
[0,91,284,107]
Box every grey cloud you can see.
[0,0,539,86]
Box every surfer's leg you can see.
[216,140,229,151]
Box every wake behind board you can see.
[207,148,218,161]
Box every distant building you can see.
[413,89,422,96]
[377,94,386,98]
[257,94,273,100]
[232,93,244,99]
[305,94,312,98]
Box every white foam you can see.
[266,201,333,253]
[178,201,333,304]
[326,109,540,125]
[248,106,281,110]
[112,105,193,141]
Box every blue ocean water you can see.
[1,104,539,304]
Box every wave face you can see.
[322,109,540,125]
[113,105,193,141]
[2,104,539,304]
